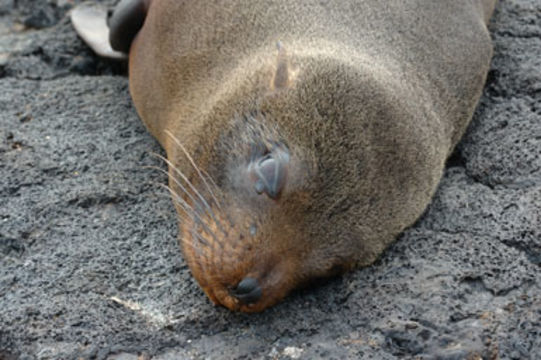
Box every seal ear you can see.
[70,0,148,59]
[272,42,292,90]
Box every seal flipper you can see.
[108,0,148,53]
[70,3,127,60]
[71,0,148,59]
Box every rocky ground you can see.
[1,0,540,359]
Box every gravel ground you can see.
[1,0,540,359]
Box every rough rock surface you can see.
[1,0,540,359]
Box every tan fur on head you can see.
[124,0,496,311]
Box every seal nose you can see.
[231,277,262,304]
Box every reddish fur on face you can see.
[177,197,304,312]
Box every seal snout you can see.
[231,277,262,304]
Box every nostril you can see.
[231,277,262,304]
[235,277,258,294]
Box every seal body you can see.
[73,0,496,312]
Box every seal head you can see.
[172,110,322,312]
[165,49,445,312]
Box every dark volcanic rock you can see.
[1,1,540,359]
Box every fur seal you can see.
[71,0,496,312]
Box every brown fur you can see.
[126,0,496,312]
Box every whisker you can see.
[158,183,220,243]
[147,174,211,261]
[178,234,206,258]
[164,130,223,210]
[155,183,196,219]
[190,229,211,248]
[151,192,193,222]
[151,153,227,235]
[144,165,203,215]
[151,153,212,211]
[201,168,220,191]
[151,190,206,251]
[175,213,212,249]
